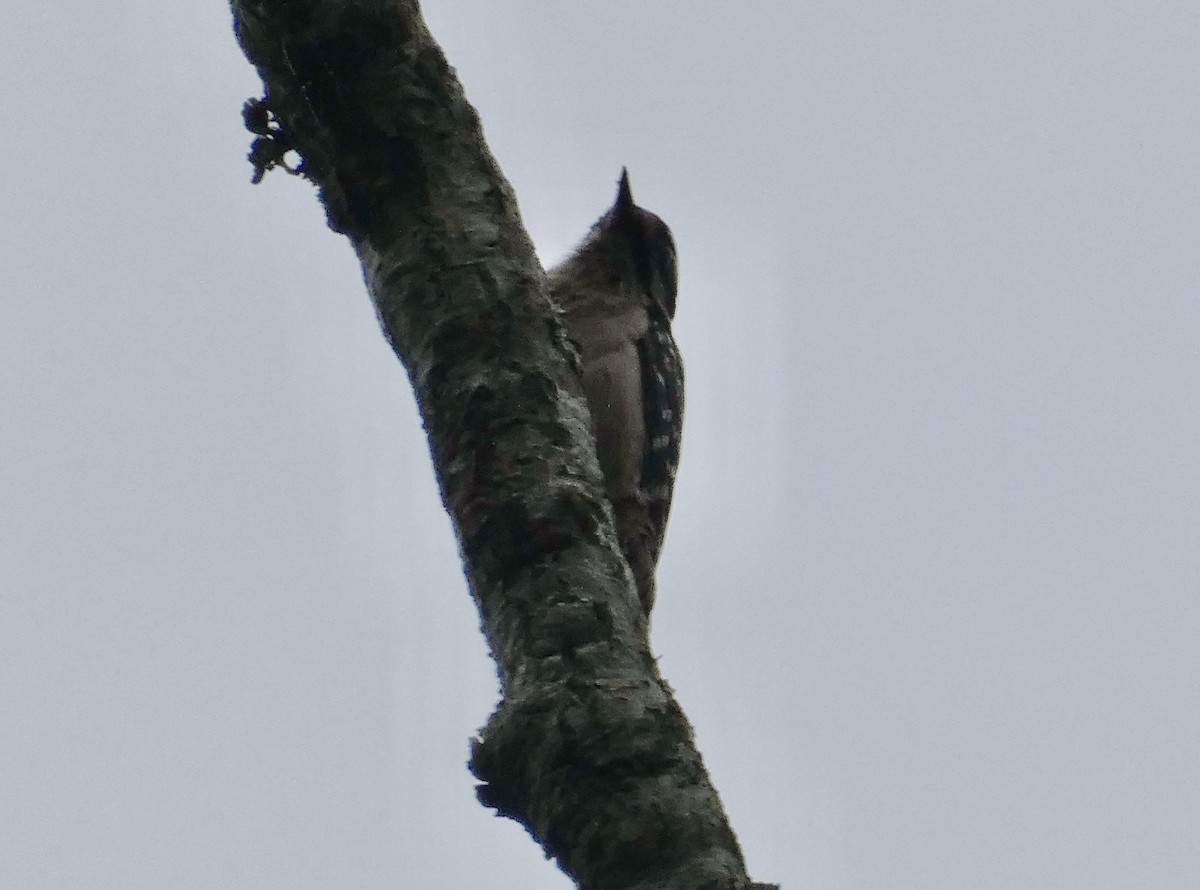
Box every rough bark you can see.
[230,2,776,887]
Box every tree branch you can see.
[230,2,776,886]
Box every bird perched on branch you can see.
[548,170,684,615]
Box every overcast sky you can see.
[4,3,1200,888]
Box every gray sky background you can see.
[4,3,1199,888]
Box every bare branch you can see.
[230,2,776,886]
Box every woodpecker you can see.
[548,170,684,614]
